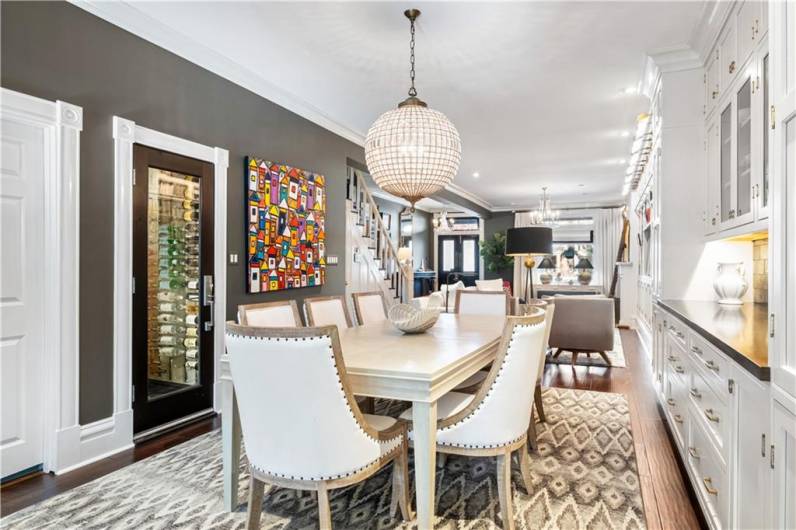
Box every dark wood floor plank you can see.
[2,328,705,530]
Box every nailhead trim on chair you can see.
[226,332,404,481]
[435,322,542,450]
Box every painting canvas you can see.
[246,157,326,293]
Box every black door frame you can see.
[132,144,215,434]
[437,234,480,287]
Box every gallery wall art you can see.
[246,157,326,293]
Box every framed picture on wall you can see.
[381,212,392,231]
[245,157,326,293]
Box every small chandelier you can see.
[529,187,560,226]
[365,9,462,210]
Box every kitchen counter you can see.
[658,299,769,381]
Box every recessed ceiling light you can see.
[472,171,480,178]
[621,131,631,137]
[578,184,585,187]
[624,86,637,95]
[618,159,626,164]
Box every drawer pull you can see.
[668,355,678,362]
[688,446,700,459]
[702,477,718,495]
[690,388,702,399]
[667,398,676,406]
[705,408,720,423]
[674,414,684,424]
[676,331,685,339]
[691,346,703,356]
[704,360,720,372]
[675,366,685,374]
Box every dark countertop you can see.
[658,299,769,381]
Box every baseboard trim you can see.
[133,408,216,443]
[52,409,134,475]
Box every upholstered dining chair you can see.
[351,291,388,325]
[399,310,546,530]
[225,323,412,529]
[304,295,374,414]
[454,289,511,316]
[522,299,555,450]
[452,290,510,394]
[237,300,303,327]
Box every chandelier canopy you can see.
[365,9,461,209]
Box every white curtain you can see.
[512,212,534,299]
[594,207,624,294]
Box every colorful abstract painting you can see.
[246,158,326,293]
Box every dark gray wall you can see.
[372,197,434,271]
[1,2,365,423]
[482,212,515,284]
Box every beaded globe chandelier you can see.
[365,9,461,210]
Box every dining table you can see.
[220,312,506,529]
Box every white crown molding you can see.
[444,182,494,211]
[648,44,702,73]
[70,0,366,147]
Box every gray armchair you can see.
[548,295,615,366]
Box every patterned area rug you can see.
[546,329,626,368]
[1,388,645,530]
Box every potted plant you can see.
[480,231,514,273]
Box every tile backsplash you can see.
[753,239,768,303]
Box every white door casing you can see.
[0,88,81,476]
[112,118,229,424]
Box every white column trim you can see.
[109,118,229,461]
[0,88,83,474]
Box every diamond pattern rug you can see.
[1,388,645,529]
[546,329,627,368]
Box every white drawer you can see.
[664,365,688,447]
[689,333,731,401]
[687,369,729,465]
[687,416,730,530]
[664,315,689,349]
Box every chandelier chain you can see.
[408,15,417,97]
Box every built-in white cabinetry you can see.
[703,1,770,237]
[654,306,772,530]
[770,388,796,530]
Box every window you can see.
[544,242,594,284]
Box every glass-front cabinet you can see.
[132,144,215,435]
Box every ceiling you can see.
[79,1,706,210]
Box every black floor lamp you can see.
[505,226,553,302]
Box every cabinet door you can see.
[769,0,796,396]
[719,19,738,94]
[706,117,720,233]
[736,1,760,71]
[734,73,755,226]
[734,370,771,530]
[771,393,796,530]
[757,47,771,220]
[706,50,720,117]
[719,101,734,229]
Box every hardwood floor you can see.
[2,328,705,529]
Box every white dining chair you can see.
[454,289,510,316]
[238,300,303,327]
[225,323,412,529]
[351,291,388,325]
[452,290,510,393]
[399,310,546,530]
[523,299,555,449]
[304,295,354,330]
[304,295,374,413]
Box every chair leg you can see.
[246,475,265,530]
[436,452,448,469]
[359,397,375,414]
[527,408,538,452]
[534,383,546,423]
[519,442,533,494]
[391,446,414,521]
[598,351,612,366]
[317,483,332,530]
[571,351,579,366]
[496,451,515,530]
[551,348,563,359]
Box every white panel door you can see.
[771,394,796,530]
[0,114,47,478]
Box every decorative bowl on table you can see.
[388,303,441,334]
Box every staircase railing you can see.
[348,169,413,303]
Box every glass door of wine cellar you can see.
[132,145,214,434]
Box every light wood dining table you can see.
[220,313,506,529]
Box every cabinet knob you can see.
[688,446,700,459]
[711,90,718,99]
[690,388,702,399]
[702,477,718,495]
[729,60,736,74]
[704,408,720,423]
